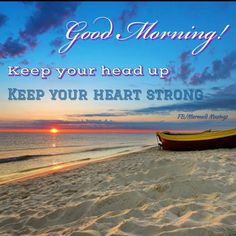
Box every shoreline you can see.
[0,145,156,185]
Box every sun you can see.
[50,128,59,134]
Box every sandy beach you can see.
[0,147,236,235]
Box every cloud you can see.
[179,66,191,82]
[119,2,138,32]
[191,51,236,85]
[132,83,236,114]
[50,37,63,55]
[50,37,63,47]
[31,119,113,128]
[20,2,79,46]
[180,50,190,62]
[0,119,116,130]
[172,50,236,85]
[68,113,122,118]
[221,82,236,93]
[211,86,221,91]
[20,59,29,65]
[177,51,194,83]
[1,2,80,59]
[64,85,236,120]
[0,13,7,27]
[132,97,236,114]
[0,37,27,58]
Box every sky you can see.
[0,1,236,132]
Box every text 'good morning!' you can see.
[58,17,230,56]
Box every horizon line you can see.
[0,128,205,134]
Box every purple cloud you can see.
[0,13,7,27]
[172,50,236,85]
[0,37,27,58]
[119,2,138,32]
[20,59,29,65]
[50,37,63,55]
[190,51,236,85]
[20,2,79,47]
[174,51,194,83]
[50,37,63,47]
[179,63,193,82]
[1,2,80,59]
[131,82,236,114]
[180,51,189,62]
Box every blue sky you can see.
[0,1,236,131]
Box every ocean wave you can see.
[0,153,58,164]
[0,144,88,153]
[80,145,133,153]
[0,145,135,164]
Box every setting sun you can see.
[50,128,59,134]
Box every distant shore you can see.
[0,147,236,235]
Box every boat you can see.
[156,128,236,151]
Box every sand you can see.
[0,147,236,235]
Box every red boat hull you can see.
[159,134,236,151]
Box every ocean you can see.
[0,132,156,182]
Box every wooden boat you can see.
[156,128,236,151]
